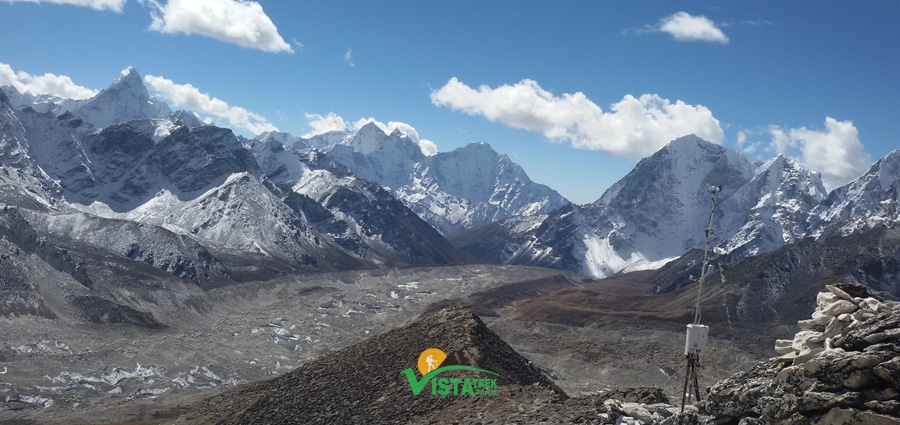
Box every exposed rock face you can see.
[306,123,569,237]
[701,283,900,424]
[456,136,834,279]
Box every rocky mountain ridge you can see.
[455,135,900,279]
[0,68,473,293]
[262,123,569,237]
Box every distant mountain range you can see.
[256,123,569,237]
[2,65,899,288]
[0,68,473,295]
[453,135,900,279]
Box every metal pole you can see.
[681,354,693,412]
[694,186,720,324]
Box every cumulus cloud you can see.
[303,112,348,137]
[659,12,729,44]
[0,62,98,100]
[1,0,125,12]
[417,139,438,156]
[430,77,723,158]
[352,117,437,156]
[144,74,277,135]
[768,117,871,190]
[144,0,293,53]
[630,11,728,44]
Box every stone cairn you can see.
[701,282,900,424]
[774,283,894,365]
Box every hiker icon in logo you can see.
[417,348,447,375]
[402,348,499,396]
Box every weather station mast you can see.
[681,184,721,412]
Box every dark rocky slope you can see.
[167,307,564,424]
[165,284,900,424]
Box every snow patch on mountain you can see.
[268,124,569,236]
[809,149,900,237]
[719,155,827,256]
[72,67,171,129]
[467,135,841,278]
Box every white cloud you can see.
[736,130,748,147]
[1,0,125,12]
[144,74,277,135]
[145,0,293,53]
[418,139,438,156]
[768,117,871,190]
[351,117,437,156]
[430,77,723,158]
[659,12,729,44]
[0,62,98,100]
[630,11,729,44]
[344,49,355,67]
[303,112,347,138]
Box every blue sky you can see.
[1,1,898,204]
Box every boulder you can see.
[826,285,854,302]
[820,300,858,317]
[816,407,900,425]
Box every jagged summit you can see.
[111,66,142,88]
[347,122,425,158]
[72,66,171,129]
[718,153,827,256]
[458,135,837,278]
[812,148,900,231]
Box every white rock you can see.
[851,310,876,323]
[820,300,857,316]
[776,365,799,383]
[792,346,825,366]
[793,330,825,352]
[823,317,847,339]
[621,402,653,423]
[826,285,854,302]
[817,291,840,309]
[774,339,795,355]
[812,310,831,321]
[860,297,885,313]
[798,315,830,332]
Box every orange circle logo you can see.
[417,348,447,376]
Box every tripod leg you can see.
[692,360,702,402]
[680,355,692,412]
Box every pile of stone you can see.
[701,283,900,424]
[773,283,892,365]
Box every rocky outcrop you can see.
[701,283,900,424]
[168,306,563,425]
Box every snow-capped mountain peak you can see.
[347,122,423,158]
[457,135,835,278]
[72,67,171,129]
[718,153,827,256]
[810,148,900,236]
[112,66,140,85]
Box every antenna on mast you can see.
[681,184,721,412]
